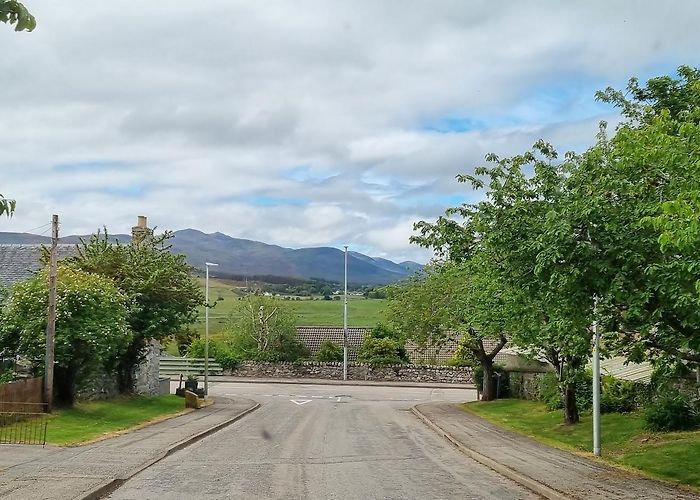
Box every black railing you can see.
[0,402,48,446]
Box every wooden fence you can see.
[0,377,44,412]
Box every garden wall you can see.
[225,361,474,385]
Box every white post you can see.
[592,297,601,456]
[343,245,348,381]
[204,262,218,397]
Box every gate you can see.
[0,401,48,446]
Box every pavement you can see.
[413,402,700,500]
[0,396,259,500]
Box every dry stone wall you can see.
[226,361,473,385]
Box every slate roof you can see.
[0,244,77,287]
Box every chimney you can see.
[131,215,152,243]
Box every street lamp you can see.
[204,262,218,397]
[343,246,348,381]
[592,297,601,456]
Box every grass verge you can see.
[45,395,185,445]
[462,399,700,489]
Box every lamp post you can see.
[204,262,218,397]
[343,245,348,381]
[592,296,601,456]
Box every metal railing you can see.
[0,402,48,446]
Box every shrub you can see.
[316,340,344,362]
[358,337,407,365]
[0,369,16,384]
[538,372,564,410]
[644,392,699,432]
[600,376,638,414]
[536,371,593,412]
[188,339,240,370]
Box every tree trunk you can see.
[481,360,496,401]
[53,366,76,407]
[563,382,579,424]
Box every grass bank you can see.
[462,399,700,489]
[46,395,185,445]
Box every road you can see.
[108,382,538,499]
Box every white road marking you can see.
[290,399,312,405]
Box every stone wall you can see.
[135,339,162,395]
[226,361,473,385]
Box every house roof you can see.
[0,244,77,287]
[600,356,652,383]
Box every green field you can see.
[463,399,700,489]
[194,278,387,339]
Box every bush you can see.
[538,372,564,410]
[600,376,638,414]
[358,337,407,365]
[0,369,16,384]
[536,371,593,412]
[644,392,699,432]
[316,340,344,362]
[188,339,241,370]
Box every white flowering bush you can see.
[1,266,130,406]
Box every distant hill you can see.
[0,229,423,285]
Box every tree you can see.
[582,69,700,369]
[0,194,15,217]
[1,267,130,406]
[66,230,204,392]
[357,323,408,365]
[0,1,35,31]
[413,141,595,422]
[226,296,308,361]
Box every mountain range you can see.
[0,229,423,285]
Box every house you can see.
[0,244,77,288]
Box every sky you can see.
[0,1,697,263]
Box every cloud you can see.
[0,1,697,262]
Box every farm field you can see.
[191,277,387,340]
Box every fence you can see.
[0,401,48,446]
[0,377,48,446]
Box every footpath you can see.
[0,397,259,500]
[414,402,699,500]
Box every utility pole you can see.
[343,246,348,381]
[592,297,601,456]
[44,215,58,413]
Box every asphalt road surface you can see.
[108,382,538,499]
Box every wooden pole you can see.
[44,214,58,412]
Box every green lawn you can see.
[45,395,185,445]
[463,399,700,489]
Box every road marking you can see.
[290,399,312,405]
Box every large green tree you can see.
[576,67,700,369]
[66,231,204,392]
[0,1,35,31]
[413,141,595,423]
[1,267,131,406]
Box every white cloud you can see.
[0,1,697,262]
